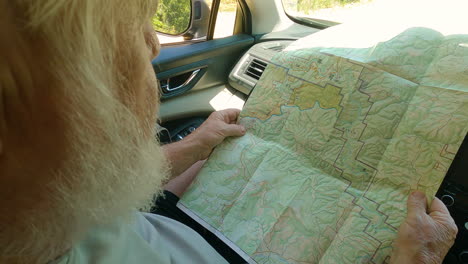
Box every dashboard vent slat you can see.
[268,45,284,52]
[245,59,268,81]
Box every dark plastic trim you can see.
[158,66,208,99]
[153,34,254,73]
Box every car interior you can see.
[152,0,467,263]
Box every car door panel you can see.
[153,34,253,122]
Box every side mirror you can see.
[152,0,191,35]
[152,0,210,41]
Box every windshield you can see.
[282,0,466,27]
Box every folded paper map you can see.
[179,25,468,263]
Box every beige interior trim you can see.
[159,85,246,122]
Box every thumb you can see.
[407,191,427,219]
[222,124,246,137]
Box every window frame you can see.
[157,0,250,47]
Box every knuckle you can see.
[209,111,220,118]
[438,221,458,245]
[448,222,458,237]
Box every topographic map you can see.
[180,26,468,263]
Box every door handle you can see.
[160,69,201,93]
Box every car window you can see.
[213,0,237,39]
[154,0,238,45]
[282,0,458,28]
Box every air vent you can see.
[245,59,268,80]
[267,45,285,52]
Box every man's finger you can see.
[428,197,450,215]
[218,109,241,123]
[407,191,428,219]
[222,124,246,137]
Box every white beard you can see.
[1,87,169,263]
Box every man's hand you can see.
[186,109,245,160]
[163,109,245,178]
[390,191,458,264]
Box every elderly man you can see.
[0,0,457,263]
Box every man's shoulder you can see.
[52,212,228,264]
[52,213,170,264]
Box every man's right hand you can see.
[390,191,458,264]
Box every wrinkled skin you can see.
[391,191,458,263]
[186,109,246,160]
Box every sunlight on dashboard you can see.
[286,0,468,52]
[209,88,244,111]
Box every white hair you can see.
[0,0,168,263]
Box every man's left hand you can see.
[186,109,246,160]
